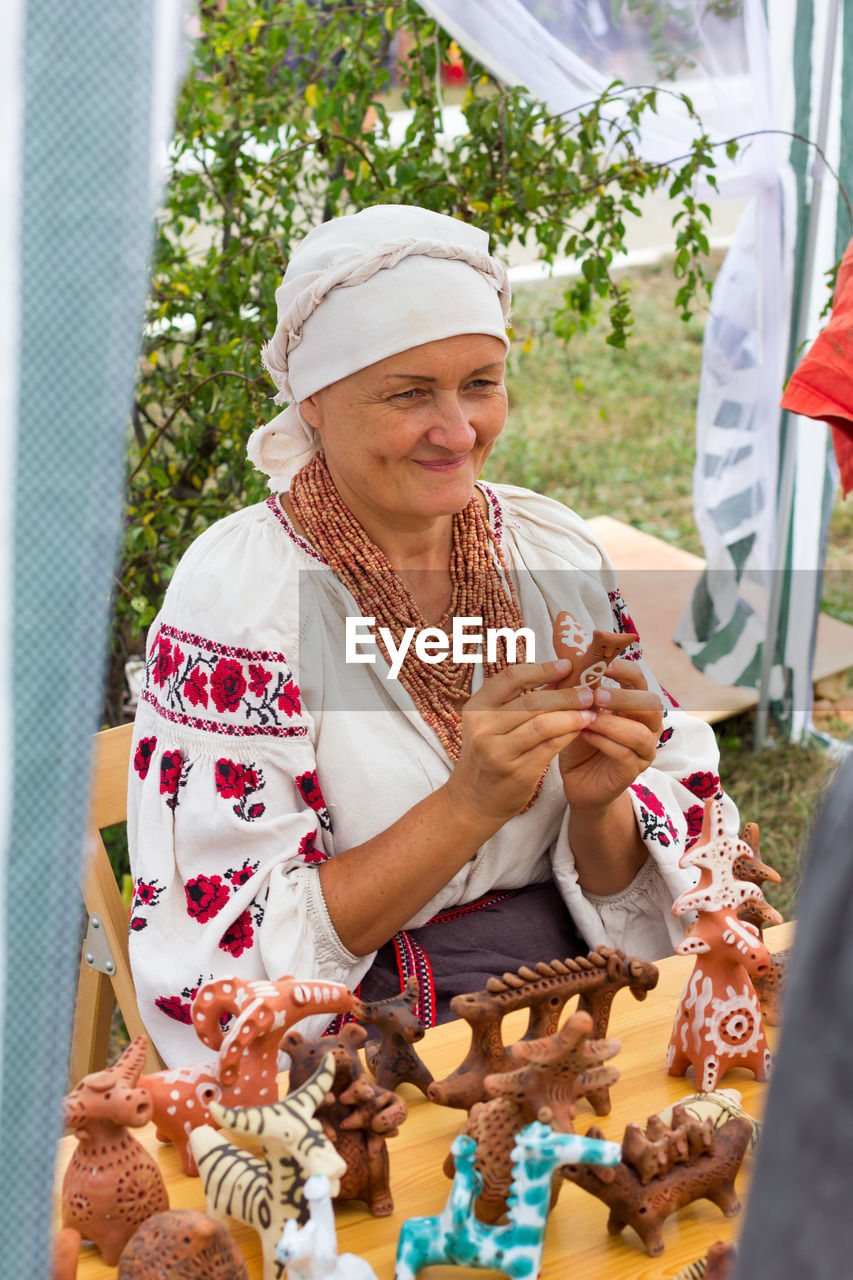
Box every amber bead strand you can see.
[289,451,526,763]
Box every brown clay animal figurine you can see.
[446,1011,620,1224]
[117,1209,248,1279]
[667,798,780,1092]
[428,947,657,1112]
[561,1109,752,1257]
[355,976,434,1096]
[552,609,638,689]
[654,1088,761,1151]
[141,973,357,1175]
[189,1054,346,1280]
[61,1037,169,1265]
[285,1024,407,1216]
[734,821,788,1025]
[50,1228,81,1280]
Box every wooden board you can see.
[55,924,793,1280]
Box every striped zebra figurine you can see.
[189,1054,346,1280]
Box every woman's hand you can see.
[443,658,598,828]
[557,659,663,813]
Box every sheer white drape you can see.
[418,0,842,720]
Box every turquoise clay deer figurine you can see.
[395,1122,621,1279]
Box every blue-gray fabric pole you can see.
[0,2,157,1276]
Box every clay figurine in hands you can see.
[395,1122,621,1279]
[140,973,357,1174]
[552,609,638,689]
[561,1107,752,1257]
[276,1174,378,1280]
[61,1037,168,1265]
[190,1053,346,1280]
[117,1209,248,1279]
[667,798,781,1091]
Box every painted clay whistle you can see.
[552,609,638,690]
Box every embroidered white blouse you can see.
[128,482,735,1066]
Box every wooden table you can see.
[56,923,793,1280]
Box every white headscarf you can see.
[248,205,511,490]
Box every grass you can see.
[490,255,852,918]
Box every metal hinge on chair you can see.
[83,913,117,976]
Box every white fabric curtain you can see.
[418,0,843,734]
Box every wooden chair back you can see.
[69,722,164,1081]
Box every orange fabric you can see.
[780,235,853,496]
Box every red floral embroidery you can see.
[214,759,266,822]
[133,736,157,780]
[248,663,272,697]
[225,859,258,889]
[295,770,332,832]
[277,679,301,717]
[159,750,191,810]
[662,686,681,709]
[681,771,721,801]
[631,782,665,817]
[608,588,643,660]
[684,804,704,847]
[141,624,306,737]
[151,638,180,687]
[155,995,193,1024]
[154,977,204,1025]
[219,910,255,958]
[185,874,230,922]
[210,658,247,713]
[632,784,677,847]
[185,666,209,708]
[658,726,674,748]
[298,831,326,864]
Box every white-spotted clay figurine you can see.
[141,973,357,1175]
[667,798,782,1092]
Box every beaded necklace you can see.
[289,451,526,762]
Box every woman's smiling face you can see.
[297,333,508,534]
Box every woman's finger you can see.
[604,658,649,691]
[593,685,662,731]
[574,711,658,765]
[470,658,574,707]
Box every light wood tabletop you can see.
[55,922,793,1280]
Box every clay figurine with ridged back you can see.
[446,1010,620,1224]
[428,947,657,1112]
[561,1108,752,1257]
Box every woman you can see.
[129,204,736,1067]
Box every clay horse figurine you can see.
[276,1174,378,1280]
[395,1122,621,1279]
[667,797,782,1092]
